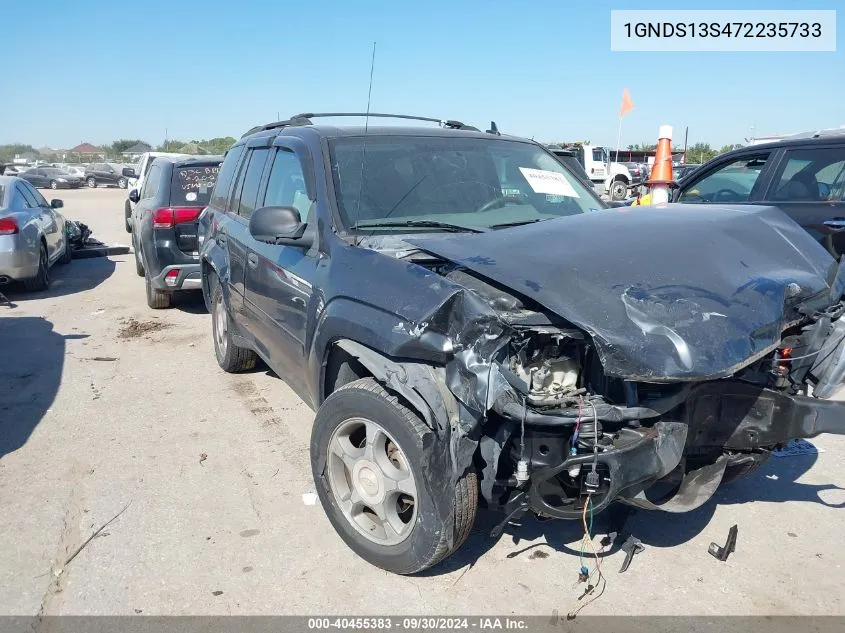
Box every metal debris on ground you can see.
[708,524,738,562]
[63,501,132,569]
[199,453,207,466]
[618,535,644,573]
[66,219,130,259]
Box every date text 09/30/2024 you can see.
[307,618,529,630]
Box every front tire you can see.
[58,237,72,265]
[312,378,478,575]
[87,177,96,188]
[609,178,628,201]
[211,278,256,372]
[133,237,145,277]
[118,177,127,189]
[23,243,50,291]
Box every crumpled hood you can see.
[409,204,839,381]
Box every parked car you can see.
[62,165,87,181]
[620,161,648,185]
[673,163,702,182]
[672,132,845,258]
[199,112,845,575]
[0,176,71,291]
[129,156,222,308]
[122,152,190,233]
[84,163,129,189]
[18,167,82,190]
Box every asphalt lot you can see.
[1,188,845,616]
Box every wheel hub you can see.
[352,460,384,504]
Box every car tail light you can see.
[164,269,180,287]
[0,217,18,235]
[152,207,203,228]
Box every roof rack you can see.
[241,112,481,138]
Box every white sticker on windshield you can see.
[519,167,579,198]
[185,192,197,202]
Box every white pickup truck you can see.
[122,151,188,233]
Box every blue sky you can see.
[2,0,841,149]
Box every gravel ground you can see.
[1,188,844,617]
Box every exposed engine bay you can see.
[402,252,845,523]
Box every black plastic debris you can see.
[66,220,130,259]
[708,524,738,561]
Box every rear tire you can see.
[23,243,50,292]
[311,378,478,574]
[50,180,58,190]
[134,239,145,277]
[144,269,171,309]
[58,237,72,265]
[118,177,127,189]
[211,278,256,372]
[87,177,96,188]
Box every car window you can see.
[16,185,37,208]
[263,149,310,219]
[678,154,769,204]
[769,147,845,202]
[209,145,245,212]
[141,164,161,200]
[235,148,270,220]
[169,164,220,207]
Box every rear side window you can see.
[209,145,245,211]
[235,148,270,220]
[170,164,220,207]
[17,184,38,207]
[769,147,845,202]
[141,165,161,200]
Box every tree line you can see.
[0,137,238,165]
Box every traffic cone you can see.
[645,125,674,205]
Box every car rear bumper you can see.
[0,238,38,282]
[151,263,202,292]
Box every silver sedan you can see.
[0,176,71,292]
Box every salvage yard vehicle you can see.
[128,156,221,309]
[18,167,82,190]
[84,162,129,189]
[122,151,189,233]
[673,132,845,258]
[199,112,845,575]
[0,176,71,291]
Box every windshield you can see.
[329,136,603,232]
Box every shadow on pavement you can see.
[418,446,844,576]
[0,317,86,460]
[1,255,116,302]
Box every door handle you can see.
[823,219,845,231]
[216,235,227,246]
[247,253,259,268]
[291,296,306,306]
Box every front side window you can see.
[209,145,245,211]
[769,147,845,202]
[263,150,309,218]
[678,154,769,204]
[328,136,602,232]
[235,148,270,220]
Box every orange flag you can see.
[619,88,634,118]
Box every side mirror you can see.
[249,206,309,246]
[122,167,137,178]
[50,199,63,209]
[128,189,140,204]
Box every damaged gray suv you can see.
[199,113,845,574]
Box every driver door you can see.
[675,151,773,206]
